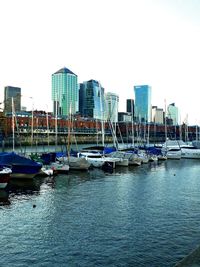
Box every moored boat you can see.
[0,167,12,189]
[78,151,105,168]
[57,155,91,171]
[50,162,70,174]
[0,152,42,179]
[161,140,182,160]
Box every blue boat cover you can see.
[0,152,42,174]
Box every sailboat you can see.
[0,98,42,179]
[161,101,181,159]
[49,99,70,173]
[57,104,90,171]
[79,85,127,169]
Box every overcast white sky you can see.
[0,0,200,124]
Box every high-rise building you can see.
[152,106,164,124]
[4,86,21,114]
[52,67,78,116]
[105,92,119,122]
[79,83,85,116]
[126,99,134,114]
[79,80,104,120]
[134,85,152,122]
[167,103,179,125]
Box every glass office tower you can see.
[52,67,78,116]
[79,80,105,120]
[167,103,179,125]
[105,92,119,122]
[126,99,134,114]
[134,85,152,122]
[4,86,21,114]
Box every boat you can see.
[148,154,158,162]
[59,103,91,171]
[137,150,149,163]
[179,141,200,159]
[56,154,90,171]
[161,140,182,159]
[0,152,42,179]
[40,166,55,176]
[68,156,90,171]
[78,149,122,169]
[78,151,105,168]
[106,151,129,166]
[145,146,166,161]
[119,148,143,166]
[165,147,182,159]
[0,167,12,189]
[50,162,70,174]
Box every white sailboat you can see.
[50,99,70,173]
[162,100,181,159]
[59,104,91,171]
[162,139,182,159]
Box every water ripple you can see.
[1,159,200,266]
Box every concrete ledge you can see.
[174,245,200,267]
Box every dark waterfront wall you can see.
[2,133,114,148]
[1,128,198,148]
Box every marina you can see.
[1,0,199,265]
[1,156,200,266]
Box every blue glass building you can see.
[79,80,105,120]
[134,85,152,122]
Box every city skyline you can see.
[0,0,200,125]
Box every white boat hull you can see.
[166,152,181,159]
[181,149,200,159]
[86,158,105,168]
[51,162,69,173]
[0,183,8,189]
[115,158,129,166]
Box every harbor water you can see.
[1,159,200,266]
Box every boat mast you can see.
[131,99,135,148]
[55,98,58,151]
[67,103,72,160]
[11,97,15,152]
[147,121,150,147]
[30,98,34,151]
[164,99,167,141]
[99,82,105,147]
[179,114,182,140]
[46,107,50,151]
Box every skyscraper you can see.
[79,80,104,120]
[52,67,78,116]
[167,103,179,125]
[152,106,164,124]
[134,85,152,122]
[4,86,21,114]
[105,92,119,122]
[126,99,134,114]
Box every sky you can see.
[0,0,200,125]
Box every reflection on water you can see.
[0,190,10,205]
[0,178,43,207]
[9,178,42,192]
